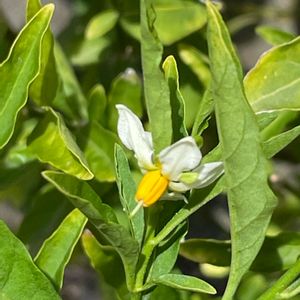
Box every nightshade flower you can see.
[116,104,223,212]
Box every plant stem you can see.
[258,258,300,300]
[134,205,160,290]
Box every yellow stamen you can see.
[135,169,169,207]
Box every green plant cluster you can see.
[0,0,300,299]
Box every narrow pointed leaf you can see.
[0,4,54,149]
[85,9,119,40]
[206,2,277,299]
[28,107,93,180]
[115,144,144,244]
[162,55,187,141]
[178,44,211,87]
[27,0,58,106]
[256,25,295,46]
[152,274,216,294]
[0,220,61,299]
[150,221,187,280]
[88,84,107,124]
[180,233,300,273]
[140,0,172,152]
[34,209,87,289]
[263,125,300,158]
[43,171,140,291]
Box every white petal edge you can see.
[191,162,224,188]
[159,136,201,180]
[168,181,191,192]
[116,104,155,170]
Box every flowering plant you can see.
[0,0,300,299]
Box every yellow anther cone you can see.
[135,169,169,207]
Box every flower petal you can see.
[159,136,201,180]
[191,162,224,188]
[168,181,191,192]
[116,104,155,169]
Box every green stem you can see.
[258,258,300,300]
[134,205,160,290]
[131,292,142,300]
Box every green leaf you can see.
[244,37,300,113]
[151,274,216,294]
[27,107,93,180]
[140,0,172,153]
[252,232,300,273]
[150,221,187,280]
[0,220,61,299]
[263,124,300,158]
[88,84,107,124]
[85,9,119,40]
[121,0,207,46]
[180,238,231,267]
[181,233,300,273]
[81,231,128,296]
[70,37,111,67]
[260,111,298,141]
[178,43,211,87]
[153,0,207,46]
[18,185,72,252]
[206,2,277,299]
[43,171,140,291]
[114,144,144,244]
[27,0,58,106]
[162,55,188,141]
[152,178,225,249]
[191,87,214,138]
[256,25,296,46]
[81,122,118,182]
[42,171,117,224]
[279,277,300,299]
[53,43,88,121]
[107,69,143,132]
[34,209,87,289]
[148,284,183,300]
[0,4,54,149]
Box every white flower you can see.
[116,104,224,208]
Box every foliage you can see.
[0,0,300,299]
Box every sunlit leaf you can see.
[43,171,140,291]
[245,37,300,113]
[151,274,216,294]
[28,107,93,180]
[206,2,277,299]
[0,4,54,149]
[115,144,144,244]
[140,0,172,153]
[35,209,87,289]
[27,0,58,106]
[162,55,187,141]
